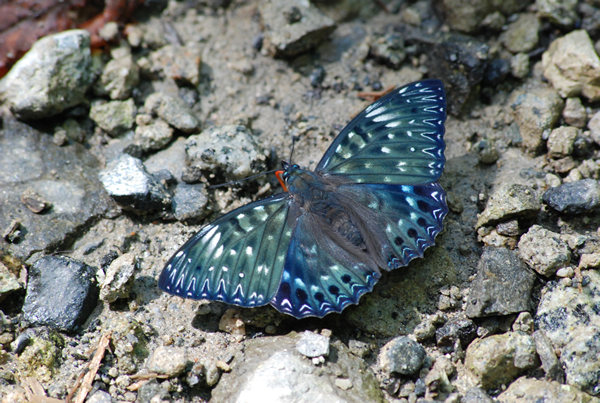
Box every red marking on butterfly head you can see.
[275,170,288,192]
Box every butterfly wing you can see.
[270,212,381,318]
[159,193,296,307]
[316,79,446,185]
[338,182,448,268]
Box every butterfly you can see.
[159,79,448,318]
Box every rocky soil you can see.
[1,0,600,402]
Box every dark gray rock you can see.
[425,33,488,116]
[172,183,209,223]
[0,30,93,119]
[466,247,536,318]
[182,125,267,183]
[542,179,600,214]
[295,331,330,358]
[22,256,99,332]
[378,336,426,376]
[435,318,477,348]
[0,115,111,262]
[99,154,172,213]
[260,0,336,58]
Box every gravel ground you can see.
[1,0,600,402]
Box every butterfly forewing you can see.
[270,215,381,318]
[317,79,446,185]
[159,193,294,307]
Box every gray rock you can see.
[183,125,266,183]
[466,247,536,318]
[145,137,187,183]
[89,99,137,137]
[99,154,172,213]
[533,330,564,382]
[439,0,529,33]
[296,331,330,358]
[0,30,93,119]
[435,318,477,349]
[542,30,600,101]
[563,98,587,128]
[510,86,564,152]
[501,13,540,53]
[22,256,99,332]
[369,32,406,69]
[561,328,600,395]
[462,387,493,403]
[476,183,541,228]
[536,270,600,394]
[0,115,111,262]
[146,346,190,377]
[517,225,571,277]
[476,138,500,165]
[87,390,112,403]
[99,253,138,303]
[498,377,598,402]
[145,43,203,86]
[0,262,21,302]
[464,332,539,389]
[510,53,530,79]
[95,48,140,100]
[144,92,200,134]
[133,118,174,153]
[378,336,426,376]
[172,183,209,223]
[260,0,336,58]
[588,110,600,146]
[542,179,600,214]
[211,334,383,402]
[547,126,579,158]
[536,0,578,27]
[136,380,170,402]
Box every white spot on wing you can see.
[246,246,253,256]
[381,146,391,154]
[214,245,224,258]
[365,106,386,118]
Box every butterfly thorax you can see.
[285,166,367,250]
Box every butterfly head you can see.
[275,160,301,192]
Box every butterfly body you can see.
[159,80,448,318]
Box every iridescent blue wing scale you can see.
[316,79,446,185]
[270,213,381,318]
[159,193,295,307]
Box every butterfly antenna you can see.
[288,135,298,162]
[208,169,279,189]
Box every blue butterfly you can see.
[159,79,448,318]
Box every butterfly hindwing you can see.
[317,79,446,185]
[270,213,381,318]
[159,193,295,307]
[344,182,448,268]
